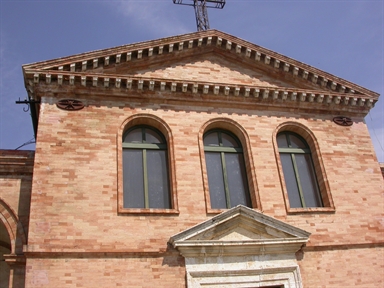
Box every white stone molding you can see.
[274,59,280,69]
[244,88,250,97]
[116,54,121,63]
[138,80,143,90]
[193,84,198,94]
[171,82,177,92]
[186,260,304,288]
[149,81,155,91]
[115,78,121,88]
[126,79,132,89]
[293,67,299,76]
[182,83,188,92]
[169,205,309,288]
[226,41,232,50]
[104,78,109,88]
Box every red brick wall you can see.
[24,94,384,286]
[0,150,34,288]
[0,150,34,253]
[26,254,185,287]
[300,247,384,287]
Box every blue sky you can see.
[0,0,383,162]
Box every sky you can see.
[0,0,383,162]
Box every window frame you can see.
[123,126,170,209]
[199,118,261,214]
[203,129,252,209]
[277,132,323,208]
[273,122,335,214]
[117,114,179,214]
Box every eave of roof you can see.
[22,29,379,114]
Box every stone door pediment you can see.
[169,205,310,288]
[169,205,310,257]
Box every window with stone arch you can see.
[200,119,260,212]
[118,115,178,214]
[274,123,334,212]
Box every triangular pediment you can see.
[169,205,310,256]
[22,29,378,112]
[104,53,311,90]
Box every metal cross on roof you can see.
[173,0,226,31]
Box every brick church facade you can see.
[1,30,383,287]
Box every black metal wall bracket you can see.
[15,98,41,112]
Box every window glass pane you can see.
[277,133,288,148]
[124,128,143,143]
[123,149,144,208]
[221,132,239,148]
[147,150,171,209]
[280,153,302,208]
[205,152,226,209]
[295,154,322,207]
[225,153,251,207]
[145,128,163,144]
[204,132,219,146]
[288,134,307,149]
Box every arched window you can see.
[0,221,11,287]
[122,126,171,209]
[277,132,323,208]
[204,130,251,209]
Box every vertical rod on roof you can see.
[173,0,226,31]
[194,0,210,31]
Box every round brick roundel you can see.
[56,99,84,111]
[333,116,353,126]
